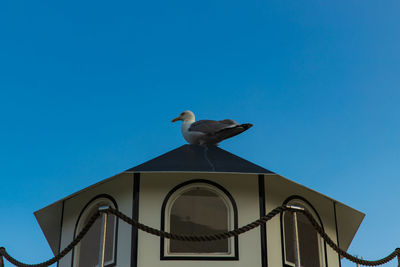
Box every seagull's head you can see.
[172,110,195,123]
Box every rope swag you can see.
[0,206,399,267]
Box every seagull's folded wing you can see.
[188,119,238,134]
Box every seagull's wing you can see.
[188,119,238,134]
[218,119,238,125]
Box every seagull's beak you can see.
[171,116,181,122]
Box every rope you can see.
[0,206,399,266]
[0,212,100,267]
[106,205,286,242]
[398,253,400,267]
[295,209,400,266]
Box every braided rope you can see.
[106,205,287,241]
[0,206,399,266]
[0,212,100,267]
[398,254,400,267]
[296,209,400,266]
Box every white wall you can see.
[56,171,341,267]
[138,172,263,267]
[264,174,340,267]
[58,172,133,267]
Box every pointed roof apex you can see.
[127,144,273,174]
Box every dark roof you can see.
[127,144,273,174]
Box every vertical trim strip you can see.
[131,173,140,267]
[57,200,65,267]
[258,174,268,267]
[333,202,341,267]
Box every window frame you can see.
[280,195,327,267]
[160,179,239,261]
[71,194,119,267]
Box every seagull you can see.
[171,110,253,145]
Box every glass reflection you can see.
[169,188,229,253]
[78,214,115,267]
[283,208,322,267]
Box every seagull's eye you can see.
[180,112,185,116]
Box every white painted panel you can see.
[335,202,364,251]
[34,201,63,255]
[138,172,262,267]
[58,173,133,267]
[265,174,340,267]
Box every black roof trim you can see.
[127,144,273,174]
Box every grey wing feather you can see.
[189,120,238,134]
[218,119,238,125]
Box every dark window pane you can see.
[284,212,296,264]
[169,188,229,253]
[297,213,320,267]
[104,214,116,263]
[78,218,101,267]
[283,207,323,267]
[78,213,116,266]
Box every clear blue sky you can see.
[0,0,399,266]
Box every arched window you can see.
[161,180,238,260]
[281,197,326,267]
[73,195,118,267]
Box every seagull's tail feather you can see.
[240,123,253,130]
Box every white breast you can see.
[181,122,205,144]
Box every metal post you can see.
[356,256,363,267]
[98,206,109,267]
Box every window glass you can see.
[78,216,101,267]
[169,187,229,253]
[298,213,320,267]
[104,214,115,263]
[283,212,296,264]
[75,199,116,267]
[283,202,324,267]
